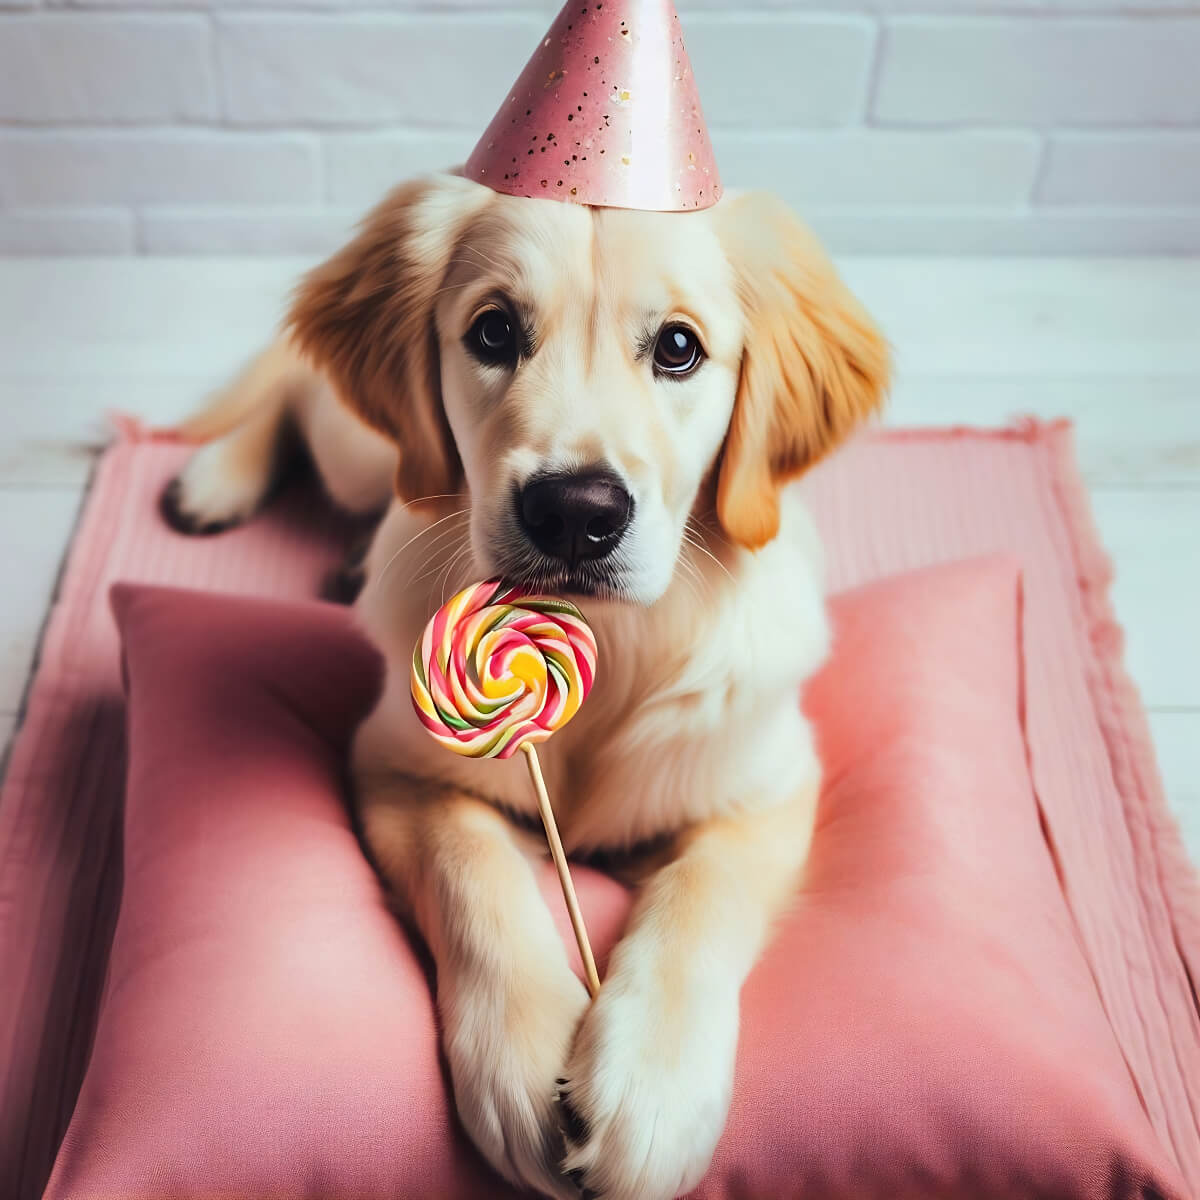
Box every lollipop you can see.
[411,579,601,995]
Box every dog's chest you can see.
[543,610,821,852]
[355,491,828,853]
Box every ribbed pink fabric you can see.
[1,421,1197,1196]
[806,424,1200,1186]
[0,434,365,1200]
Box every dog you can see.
[163,171,889,1200]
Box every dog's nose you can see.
[518,470,633,564]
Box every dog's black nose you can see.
[518,470,633,564]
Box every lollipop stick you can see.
[520,742,600,997]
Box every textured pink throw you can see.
[1,421,1198,1197]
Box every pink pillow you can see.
[46,560,1183,1199]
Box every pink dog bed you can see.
[1,421,1198,1196]
[40,561,1183,1197]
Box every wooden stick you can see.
[521,741,600,997]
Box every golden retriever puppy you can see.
[163,172,889,1200]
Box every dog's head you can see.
[289,173,889,605]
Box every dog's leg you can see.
[163,338,397,535]
[161,394,294,535]
[558,784,819,1200]
[359,773,589,1200]
[161,341,310,535]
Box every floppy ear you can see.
[713,191,891,550]
[287,174,492,505]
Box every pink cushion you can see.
[46,559,1183,1199]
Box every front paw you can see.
[442,963,590,1200]
[558,973,738,1200]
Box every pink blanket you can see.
[1,421,1197,1197]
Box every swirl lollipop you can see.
[411,579,600,994]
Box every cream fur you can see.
[166,172,889,1200]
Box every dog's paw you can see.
[159,437,274,536]
[442,963,590,1200]
[557,971,738,1200]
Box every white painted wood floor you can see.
[0,258,1197,860]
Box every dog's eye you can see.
[467,308,517,367]
[652,324,704,377]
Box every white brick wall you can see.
[0,15,216,123]
[873,17,1200,126]
[0,0,1197,254]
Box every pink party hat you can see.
[464,0,721,212]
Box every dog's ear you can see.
[712,191,890,550]
[288,174,492,505]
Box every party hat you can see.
[464,0,721,212]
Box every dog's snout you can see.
[518,470,633,564]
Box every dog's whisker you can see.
[440,540,477,603]
[374,513,468,595]
[409,530,472,588]
[675,545,702,584]
[682,529,735,585]
[679,537,712,579]
[674,551,707,607]
[410,516,470,556]
[687,512,734,551]
[691,516,734,556]
[403,491,467,506]
[372,509,469,595]
[678,552,706,593]
[408,546,468,592]
[674,573,701,608]
[426,534,476,609]
[406,520,471,568]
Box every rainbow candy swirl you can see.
[410,580,597,760]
